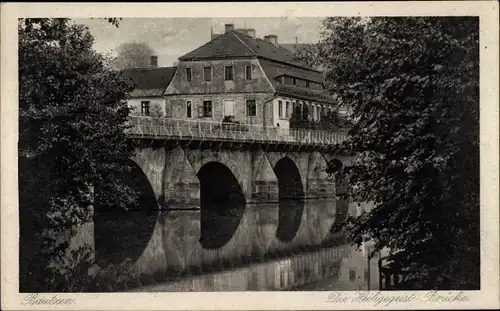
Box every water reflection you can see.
[275,200,304,243]
[130,199,339,277]
[93,189,345,278]
[199,201,246,249]
[330,199,349,233]
[94,209,158,265]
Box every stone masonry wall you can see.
[132,146,346,209]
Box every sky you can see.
[73,17,323,67]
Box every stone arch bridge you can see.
[126,116,352,210]
[87,116,376,290]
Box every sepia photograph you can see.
[1,2,499,310]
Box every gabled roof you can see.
[179,31,255,61]
[121,67,177,97]
[233,31,307,68]
[179,30,316,71]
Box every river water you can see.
[93,198,356,279]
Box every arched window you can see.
[296,101,303,119]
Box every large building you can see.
[124,24,337,130]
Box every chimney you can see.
[224,23,235,32]
[236,28,256,38]
[150,55,158,68]
[245,28,256,38]
[264,34,278,47]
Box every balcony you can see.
[127,116,348,146]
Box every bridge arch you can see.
[197,161,246,249]
[184,149,252,203]
[94,159,159,265]
[197,161,246,205]
[273,157,305,200]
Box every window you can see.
[186,101,192,118]
[246,100,256,117]
[278,100,283,118]
[285,101,291,118]
[202,100,212,117]
[203,67,212,81]
[303,104,309,119]
[223,99,235,117]
[225,66,234,81]
[364,268,369,281]
[349,269,356,282]
[245,65,253,80]
[186,68,192,82]
[141,101,150,116]
[293,77,297,85]
[306,80,310,87]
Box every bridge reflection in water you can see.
[93,198,347,280]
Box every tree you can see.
[111,41,156,70]
[292,43,323,71]
[289,104,349,131]
[313,17,479,289]
[149,102,164,118]
[18,18,139,291]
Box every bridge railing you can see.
[127,116,348,146]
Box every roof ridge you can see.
[121,66,177,71]
[230,30,257,56]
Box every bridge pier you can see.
[133,146,166,208]
[164,146,200,210]
[306,152,335,199]
[249,150,279,203]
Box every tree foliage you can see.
[309,17,479,289]
[89,17,123,28]
[18,18,138,291]
[149,102,164,118]
[111,41,156,70]
[289,105,351,131]
[292,43,323,71]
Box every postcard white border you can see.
[1,1,499,310]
